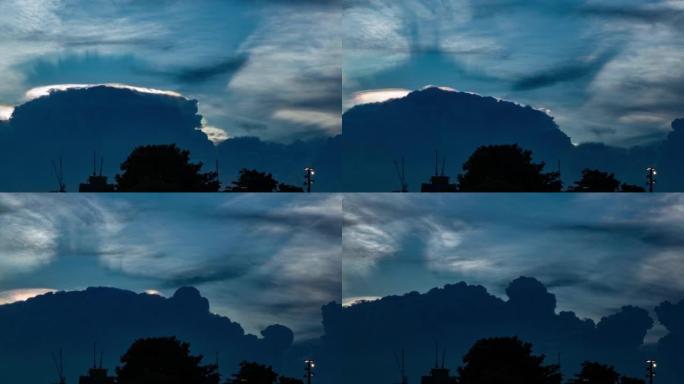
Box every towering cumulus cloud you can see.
[342,87,684,191]
[0,287,312,384]
[326,277,654,384]
[0,86,340,191]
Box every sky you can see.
[0,0,341,143]
[343,0,684,147]
[343,193,684,342]
[0,193,341,341]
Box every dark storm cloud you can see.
[170,56,249,83]
[578,4,684,24]
[512,50,618,91]
[331,277,656,384]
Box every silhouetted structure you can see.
[393,158,408,192]
[116,337,219,384]
[304,168,315,193]
[458,337,561,384]
[420,346,457,384]
[393,350,408,384]
[568,361,645,384]
[227,361,303,384]
[646,168,657,192]
[227,168,303,192]
[115,144,219,192]
[304,359,315,384]
[568,168,644,192]
[79,153,115,192]
[646,360,656,384]
[51,157,66,192]
[421,153,456,192]
[52,349,67,384]
[457,144,562,192]
[79,345,115,384]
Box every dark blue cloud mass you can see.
[0,86,340,191]
[341,87,684,191]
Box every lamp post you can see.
[646,359,656,384]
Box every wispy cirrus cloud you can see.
[343,194,684,325]
[343,0,684,146]
[0,194,341,338]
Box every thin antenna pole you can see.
[304,360,315,384]
[434,343,438,369]
[401,350,406,383]
[434,151,438,176]
[99,157,103,177]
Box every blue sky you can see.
[0,0,340,142]
[343,0,684,147]
[343,194,684,342]
[0,194,341,341]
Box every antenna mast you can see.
[304,359,315,384]
[646,167,657,192]
[51,157,66,192]
[394,158,408,192]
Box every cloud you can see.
[0,105,14,121]
[24,83,183,100]
[342,194,684,329]
[344,88,411,110]
[0,286,308,384]
[0,1,337,143]
[512,50,618,91]
[228,1,341,141]
[343,0,684,147]
[0,288,55,304]
[171,56,248,83]
[331,277,655,383]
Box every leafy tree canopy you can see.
[116,337,219,384]
[227,169,303,192]
[457,144,562,192]
[116,144,219,192]
[457,336,561,384]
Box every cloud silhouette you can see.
[0,85,340,191]
[0,286,310,384]
[342,87,684,191]
[330,277,654,384]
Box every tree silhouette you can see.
[620,377,646,384]
[619,183,646,192]
[567,361,645,384]
[457,337,561,384]
[457,144,562,192]
[116,144,219,192]
[226,169,303,192]
[568,169,645,192]
[116,337,219,384]
[226,361,303,384]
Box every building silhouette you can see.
[420,154,457,192]
[78,155,115,192]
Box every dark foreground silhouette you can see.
[78,144,304,192]
[115,144,220,192]
[456,144,561,192]
[452,144,645,192]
